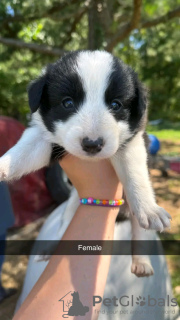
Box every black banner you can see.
[1,240,180,256]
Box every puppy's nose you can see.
[82,137,104,154]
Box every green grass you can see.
[162,151,180,156]
[147,121,180,141]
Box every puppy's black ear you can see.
[133,75,148,110]
[28,75,47,113]
[128,73,148,131]
[136,81,148,110]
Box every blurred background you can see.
[0,0,180,318]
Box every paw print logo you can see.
[136,296,146,306]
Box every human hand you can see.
[59,155,123,200]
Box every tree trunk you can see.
[88,0,103,50]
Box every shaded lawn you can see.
[151,167,180,306]
[147,121,180,141]
[147,121,180,305]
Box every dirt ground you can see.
[152,168,180,234]
[0,217,46,320]
[0,159,180,319]
[160,140,180,157]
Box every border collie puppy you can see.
[0,50,171,277]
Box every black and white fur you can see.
[0,50,171,277]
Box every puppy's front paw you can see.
[0,157,11,181]
[136,206,171,232]
[0,170,7,181]
[0,162,8,181]
[131,258,154,277]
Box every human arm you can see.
[13,156,123,320]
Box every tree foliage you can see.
[0,0,180,122]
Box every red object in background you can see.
[170,161,180,174]
[0,116,55,227]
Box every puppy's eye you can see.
[110,100,123,111]
[62,98,74,109]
